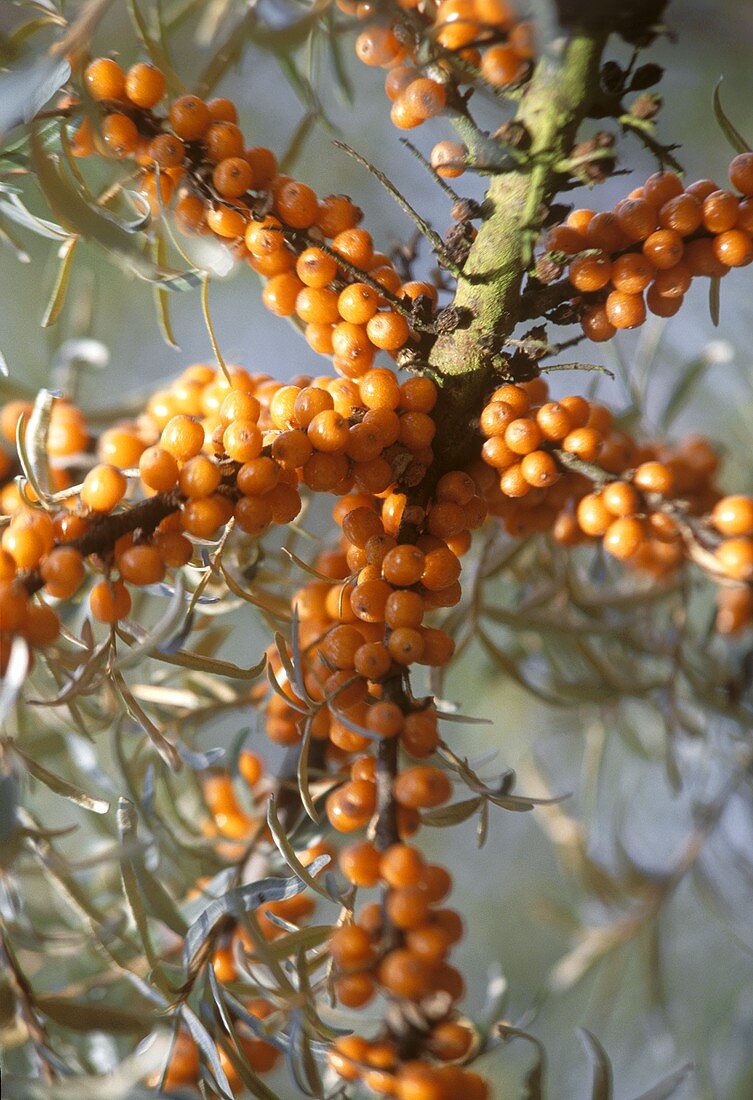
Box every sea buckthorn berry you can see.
[329,925,375,970]
[161,415,205,460]
[711,495,753,536]
[335,973,375,1008]
[174,194,206,234]
[652,261,692,298]
[633,461,674,495]
[40,547,85,599]
[204,121,244,164]
[716,585,753,635]
[659,193,702,236]
[205,97,238,124]
[404,77,447,119]
[81,464,127,512]
[614,198,658,242]
[350,578,391,622]
[536,402,572,441]
[684,238,728,278]
[296,287,340,325]
[605,289,646,329]
[296,248,338,288]
[90,579,131,623]
[275,180,319,228]
[263,272,303,316]
[716,537,753,580]
[581,304,617,342]
[380,842,424,887]
[429,1021,474,1062]
[387,886,431,929]
[713,228,753,267]
[504,418,542,455]
[431,140,466,179]
[366,700,404,737]
[100,113,138,158]
[643,170,683,208]
[139,446,179,491]
[479,400,516,437]
[577,492,611,536]
[305,409,349,451]
[388,627,426,665]
[520,450,559,487]
[355,25,401,66]
[394,765,451,809]
[118,544,166,586]
[340,840,382,887]
[85,58,126,101]
[562,426,602,462]
[234,495,273,535]
[125,62,165,108]
[481,43,526,86]
[213,156,253,199]
[568,251,611,292]
[23,603,60,647]
[585,211,629,252]
[602,480,639,517]
[642,229,683,270]
[611,252,655,294]
[169,95,211,140]
[178,455,221,499]
[338,283,379,324]
[354,640,392,679]
[366,310,410,350]
[154,532,192,567]
[702,189,739,233]
[181,495,230,538]
[323,623,364,669]
[382,545,425,586]
[546,224,585,254]
[603,516,645,560]
[2,527,43,570]
[566,208,595,233]
[729,152,753,195]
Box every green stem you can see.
[427,31,607,473]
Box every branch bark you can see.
[428,31,607,477]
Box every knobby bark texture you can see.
[428,31,607,476]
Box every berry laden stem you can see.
[427,31,607,476]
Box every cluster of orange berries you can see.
[473,376,753,584]
[0,363,453,669]
[72,58,432,374]
[545,157,753,341]
[343,0,533,180]
[156,1001,280,1094]
[329,1029,487,1099]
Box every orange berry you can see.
[717,537,753,580]
[81,464,127,512]
[430,141,466,179]
[711,495,753,536]
[139,446,179,491]
[605,290,646,329]
[118,544,165,586]
[169,95,211,140]
[90,579,131,623]
[100,113,138,158]
[84,58,126,101]
[603,516,645,559]
[161,415,205,461]
[393,765,451,809]
[125,62,165,108]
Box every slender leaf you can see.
[579,1029,613,1100]
[712,79,751,154]
[13,744,109,814]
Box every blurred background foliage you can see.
[3,1,753,1097]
